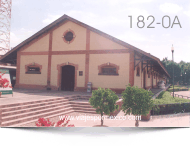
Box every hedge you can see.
[151,91,190,115]
[151,102,190,115]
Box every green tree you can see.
[89,87,119,126]
[162,58,190,85]
[121,84,154,127]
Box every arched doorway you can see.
[61,65,75,91]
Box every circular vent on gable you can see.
[64,31,73,41]
[62,29,76,44]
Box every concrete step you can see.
[1,107,74,127]
[0,97,96,127]
[73,107,96,111]
[2,102,72,117]
[70,104,93,108]
[69,101,91,105]
[74,109,97,114]
[0,96,69,108]
[2,104,73,122]
[1,98,69,112]
[65,96,91,101]
[10,110,75,127]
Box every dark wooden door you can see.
[61,65,75,91]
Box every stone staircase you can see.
[0,95,96,127]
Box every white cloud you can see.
[117,31,150,42]
[159,3,183,13]
[184,10,190,17]
[42,15,62,25]
[162,33,171,37]
[122,8,150,18]
[67,10,128,28]
[108,0,153,5]
[128,0,153,4]
[10,28,37,48]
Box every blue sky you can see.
[9,0,190,63]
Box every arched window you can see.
[136,66,140,76]
[98,63,119,76]
[25,63,42,74]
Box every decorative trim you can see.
[15,51,21,85]
[98,62,119,76]
[85,29,90,88]
[75,87,86,92]
[19,49,130,56]
[62,29,76,44]
[89,49,130,54]
[47,31,53,87]
[98,73,119,76]
[57,62,79,90]
[20,52,49,55]
[14,84,47,90]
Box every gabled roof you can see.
[0,14,170,77]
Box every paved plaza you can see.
[19,110,189,127]
[0,89,92,106]
[0,88,189,127]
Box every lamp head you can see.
[171,44,174,52]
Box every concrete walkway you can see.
[0,85,170,106]
[0,89,92,106]
[1,88,189,127]
[174,91,190,97]
[19,110,190,127]
[0,89,124,106]
[150,84,170,99]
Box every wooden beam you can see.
[135,55,146,69]
[134,51,136,70]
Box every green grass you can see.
[153,91,190,105]
[168,85,189,92]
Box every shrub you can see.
[89,87,119,126]
[121,84,154,127]
[152,91,190,115]
[154,91,190,104]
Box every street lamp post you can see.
[181,74,182,85]
[185,72,186,85]
[171,45,174,98]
